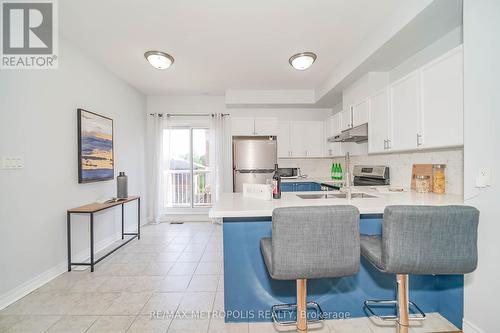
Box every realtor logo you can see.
[1,0,58,69]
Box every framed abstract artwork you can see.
[77,109,114,183]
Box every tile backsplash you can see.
[279,148,464,195]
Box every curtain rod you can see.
[148,113,230,117]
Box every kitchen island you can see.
[209,188,465,328]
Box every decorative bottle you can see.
[272,164,281,199]
[117,172,128,199]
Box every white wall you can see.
[0,40,147,309]
[463,1,500,332]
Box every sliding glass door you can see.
[163,127,211,209]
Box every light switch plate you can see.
[1,156,24,169]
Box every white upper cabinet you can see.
[289,121,324,158]
[277,121,291,158]
[343,72,388,129]
[352,99,369,128]
[331,112,342,136]
[231,117,255,136]
[254,117,278,136]
[419,47,463,148]
[366,46,464,154]
[389,72,420,152]
[303,121,324,157]
[340,108,352,131]
[368,88,391,154]
[325,113,345,157]
[231,117,277,136]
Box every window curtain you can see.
[209,114,231,203]
[149,114,169,223]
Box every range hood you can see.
[328,123,368,143]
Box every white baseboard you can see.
[463,319,485,333]
[0,231,124,311]
[0,261,67,311]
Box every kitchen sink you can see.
[296,192,378,199]
[328,192,378,199]
[296,194,329,199]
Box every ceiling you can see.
[60,0,404,96]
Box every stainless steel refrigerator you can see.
[233,136,277,192]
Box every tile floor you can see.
[0,222,460,333]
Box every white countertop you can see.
[209,187,464,218]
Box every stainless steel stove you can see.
[352,165,390,186]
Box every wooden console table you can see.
[67,196,140,272]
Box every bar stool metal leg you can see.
[297,278,307,332]
[397,274,409,333]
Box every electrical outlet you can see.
[476,167,491,188]
[1,156,24,169]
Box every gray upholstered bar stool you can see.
[260,205,360,332]
[361,205,479,333]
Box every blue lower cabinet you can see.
[222,216,464,328]
[311,182,321,191]
[280,183,296,192]
[281,182,321,192]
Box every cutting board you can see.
[411,164,434,190]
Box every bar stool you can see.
[361,205,479,333]
[260,205,360,332]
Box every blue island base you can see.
[222,215,463,329]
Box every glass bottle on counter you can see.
[272,164,281,199]
[338,164,343,182]
[330,163,335,180]
[432,164,446,194]
[334,163,340,181]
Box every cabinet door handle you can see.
[416,134,422,147]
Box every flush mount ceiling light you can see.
[289,52,317,71]
[144,51,174,69]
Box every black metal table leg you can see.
[121,203,124,240]
[67,212,71,271]
[137,197,141,240]
[90,213,94,272]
